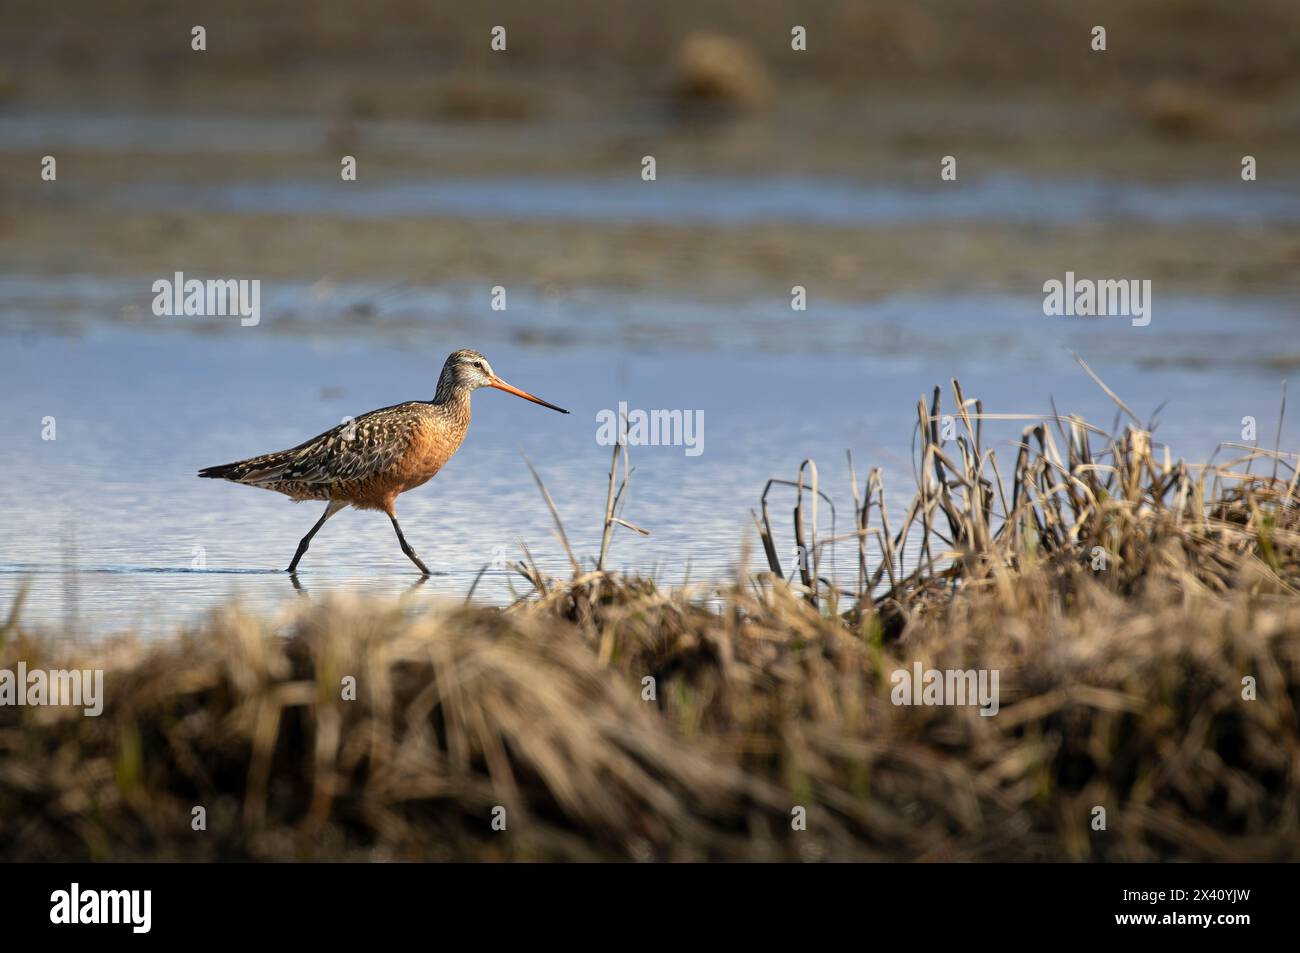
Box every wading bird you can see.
[198,349,568,574]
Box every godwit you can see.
[198,348,568,574]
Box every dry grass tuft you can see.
[668,32,772,117]
[1137,80,1234,139]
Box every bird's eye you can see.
[473,361,484,370]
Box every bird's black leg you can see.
[389,514,431,575]
[286,500,344,573]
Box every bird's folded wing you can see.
[244,414,417,486]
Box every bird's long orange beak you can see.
[489,377,569,414]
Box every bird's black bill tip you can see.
[489,378,569,415]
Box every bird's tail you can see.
[198,451,294,484]
[197,461,241,480]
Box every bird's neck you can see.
[431,382,472,418]
[432,374,466,405]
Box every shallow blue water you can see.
[106,174,1300,227]
[3,274,1296,369]
[6,111,1294,228]
[2,280,1297,636]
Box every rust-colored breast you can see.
[399,413,470,488]
[346,401,471,511]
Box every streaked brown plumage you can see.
[199,348,568,574]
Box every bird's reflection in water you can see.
[401,575,430,598]
[286,572,430,600]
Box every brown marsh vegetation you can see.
[2,371,1298,861]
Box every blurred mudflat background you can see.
[3,0,1300,293]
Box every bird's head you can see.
[438,348,569,413]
